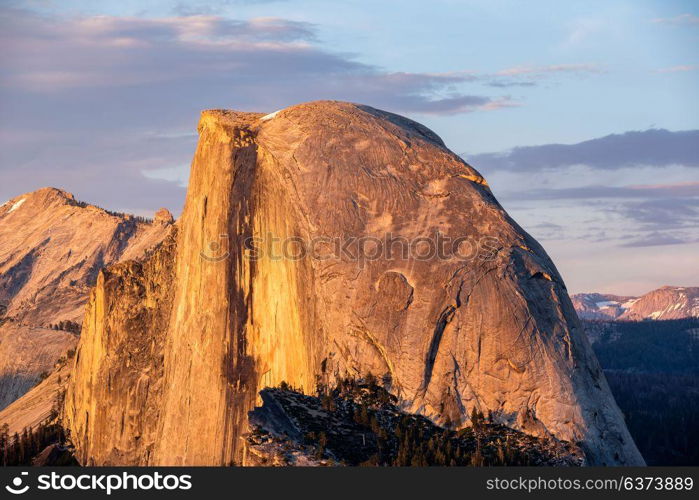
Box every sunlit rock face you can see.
[65,101,644,466]
[64,231,176,465]
[0,188,172,327]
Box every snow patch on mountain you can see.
[8,198,26,213]
[573,286,699,321]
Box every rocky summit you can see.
[0,187,172,411]
[572,286,699,321]
[62,101,643,466]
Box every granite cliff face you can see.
[64,230,176,465]
[65,101,644,466]
[0,187,173,412]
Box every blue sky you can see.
[1,0,697,294]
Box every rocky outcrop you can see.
[65,101,644,466]
[572,286,699,321]
[64,229,176,465]
[246,385,584,466]
[0,187,173,411]
[154,208,175,225]
[571,293,636,320]
[620,286,699,321]
[0,361,72,436]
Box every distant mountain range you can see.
[572,286,699,321]
[0,187,172,411]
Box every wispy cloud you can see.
[0,6,518,212]
[618,197,699,228]
[404,65,604,89]
[619,232,695,248]
[501,182,699,201]
[495,63,604,77]
[174,0,288,16]
[654,64,698,73]
[652,13,699,26]
[564,17,606,46]
[502,182,699,236]
[467,129,699,172]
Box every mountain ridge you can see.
[0,187,173,411]
[572,286,699,321]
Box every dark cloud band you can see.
[467,129,699,172]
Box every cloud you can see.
[501,181,699,201]
[487,80,537,88]
[654,64,698,73]
[481,63,605,88]
[498,181,699,247]
[174,0,288,16]
[617,197,699,229]
[0,6,515,213]
[0,7,504,111]
[652,13,699,26]
[564,18,606,46]
[467,129,699,172]
[620,232,695,248]
[495,63,604,77]
[399,65,603,90]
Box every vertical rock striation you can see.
[64,230,176,465]
[65,101,644,466]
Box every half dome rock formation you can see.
[64,101,644,466]
[0,187,173,411]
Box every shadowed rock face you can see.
[65,101,644,466]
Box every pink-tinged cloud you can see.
[0,5,518,214]
[654,65,698,73]
[496,63,604,77]
[652,13,699,26]
[0,6,504,112]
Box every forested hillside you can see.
[586,318,699,465]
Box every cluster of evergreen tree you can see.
[604,371,699,466]
[586,318,699,374]
[276,376,575,466]
[0,422,68,466]
[69,198,152,223]
[585,318,699,465]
